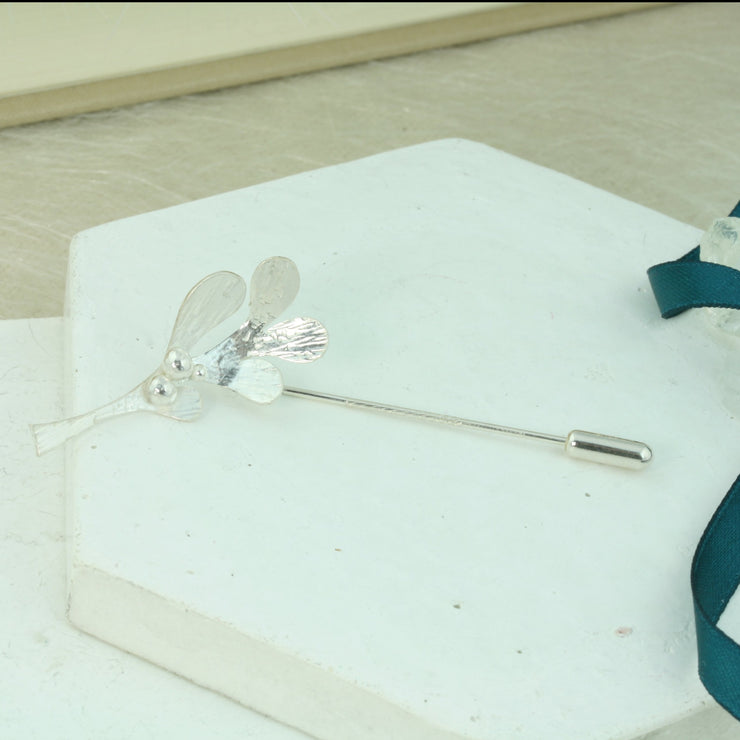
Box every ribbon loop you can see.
[648,200,740,720]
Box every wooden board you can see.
[0,2,668,128]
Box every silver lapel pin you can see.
[32,257,652,469]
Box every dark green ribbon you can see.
[691,475,740,718]
[647,201,740,719]
[648,202,740,318]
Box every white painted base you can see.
[65,140,736,739]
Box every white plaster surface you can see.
[64,139,740,739]
[6,317,740,739]
[0,317,310,739]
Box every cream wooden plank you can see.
[0,2,667,128]
[0,3,511,97]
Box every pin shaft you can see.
[282,386,651,470]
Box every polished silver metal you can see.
[31,257,328,454]
[191,258,328,404]
[564,430,652,469]
[283,386,652,470]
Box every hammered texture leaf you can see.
[222,358,283,404]
[169,271,246,352]
[248,257,299,327]
[248,317,328,363]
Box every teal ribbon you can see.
[691,476,740,718]
[648,202,740,318]
[647,201,740,719]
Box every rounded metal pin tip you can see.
[565,430,652,470]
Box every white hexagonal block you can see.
[64,140,731,739]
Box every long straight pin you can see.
[282,386,652,470]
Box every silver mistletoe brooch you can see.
[32,257,327,454]
[32,255,652,469]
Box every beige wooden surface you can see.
[2,3,740,737]
[6,2,730,320]
[5,3,733,321]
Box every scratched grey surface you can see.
[3,2,740,738]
